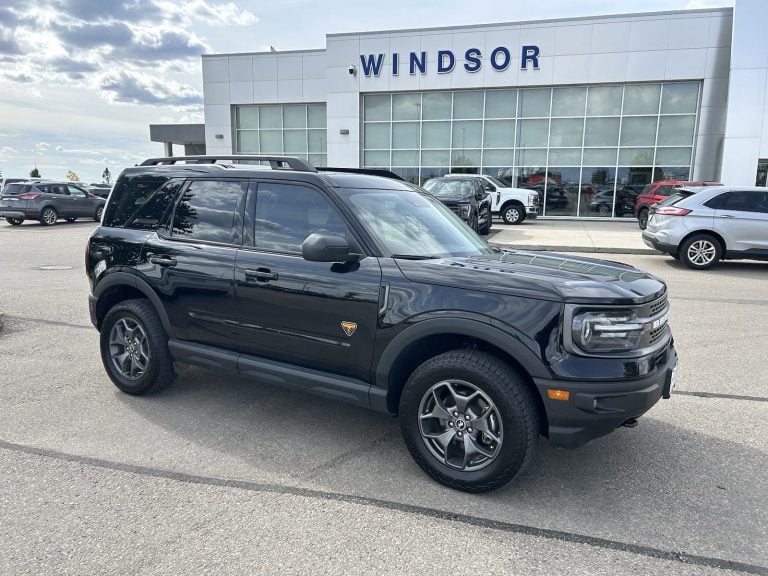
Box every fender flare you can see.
[372,317,550,411]
[94,271,175,337]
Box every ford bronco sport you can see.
[87,156,677,493]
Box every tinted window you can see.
[2,184,29,195]
[67,185,87,197]
[127,180,183,230]
[103,175,171,228]
[253,183,347,253]
[171,180,242,244]
[707,191,768,213]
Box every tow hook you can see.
[621,418,639,428]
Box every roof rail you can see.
[316,167,405,181]
[139,155,317,172]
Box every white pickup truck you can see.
[446,174,538,225]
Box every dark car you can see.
[422,176,492,234]
[88,183,113,198]
[86,155,676,493]
[0,181,106,226]
[587,186,636,216]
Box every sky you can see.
[0,0,731,184]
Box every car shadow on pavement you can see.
[116,363,767,568]
[1,220,98,231]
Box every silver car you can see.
[642,186,768,269]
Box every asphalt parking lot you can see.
[0,219,766,575]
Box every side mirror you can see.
[302,233,360,263]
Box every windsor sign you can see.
[359,45,540,77]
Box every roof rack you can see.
[316,167,405,181]
[139,155,317,172]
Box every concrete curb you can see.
[486,241,661,255]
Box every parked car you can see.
[586,187,638,217]
[642,186,768,269]
[87,154,676,493]
[88,183,113,198]
[1,177,49,192]
[0,180,106,226]
[635,180,722,229]
[422,176,492,234]
[445,174,538,225]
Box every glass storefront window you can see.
[485,90,517,118]
[259,130,282,153]
[623,84,661,115]
[283,106,306,129]
[237,131,259,152]
[661,83,699,114]
[283,130,307,153]
[361,82,699,217]
[308,105,326,128]
[259,106,282,129]
[237,107,259,129]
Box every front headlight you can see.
[572,310,643,352]
[529,192,538,205]
[458,204,471,218]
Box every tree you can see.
[65,169,80,181]
[102,167,111,185]
[29,166,41,178]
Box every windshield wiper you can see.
[390,254,442,260]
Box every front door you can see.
[65,184,96,217]
[235,180,382,382]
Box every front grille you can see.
[649,294,668,317]
[649,324,667,345]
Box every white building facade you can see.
[202,0,768,219]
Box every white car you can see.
[642,186,768,270]
[446,174,538,225]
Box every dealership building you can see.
[198,0,768,218]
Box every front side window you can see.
[252,182,347,253]
[67,185,87,197]
[341,187,492,258]
[171,180,242,244]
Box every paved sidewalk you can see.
[487,219,659,254]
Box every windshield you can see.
[341,187,492,258]
[424,179,476,200]
[484,175,506,188]
[2,184,29,195]
[657,191,693,207]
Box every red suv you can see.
[635,181,721,229]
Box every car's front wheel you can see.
[94,205,104,221]
[680,233,722,270]
[100,299,176,395]
[5,217,23,225]
[500,203,525,225]
[399,350,539,493]
[637,208,649,230]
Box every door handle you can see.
[245,268,278,282]
[149,255,177,267]
[718,214,735,219]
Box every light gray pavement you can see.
[488,218,657,254]
[0,220,766,575]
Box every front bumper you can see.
[642,231,678,254]
[535,344,677,449]
[526,204,538,219]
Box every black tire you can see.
[399,350,540,493]
[679,233,722,270]
[637,208,649,230]
[5,217,23,225]
[671,253,680,261]
[500,203,525,225]
[66,217,77,223]
[94,205,104,222]
[39,207,57,226]
[99,299,175,395]
[598,203,611,216]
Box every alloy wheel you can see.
[418,379,503,471]
[687,239,717,266]
[109,317,150,380]
[43,209,56,225]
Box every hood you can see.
[431,190,473,203]
[395,250,666,304]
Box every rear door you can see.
[712,191,768,255]
[141,178,246,351]
[234,179,382,382]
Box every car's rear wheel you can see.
[100,299,176,395]
[94,205,104,221]
[39,207,57,226]
[5,217,23,225]
[680,234,722,270]
[501,203,525,225]
[399,350,539,493]
[637,208,649,230]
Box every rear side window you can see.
[706,191,768,213]
[171,180,243,244]
[103,175,172,228]
[126,180,183,230]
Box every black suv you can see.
[87,156,677,493]
[422,176,492,234]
